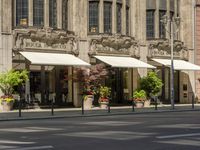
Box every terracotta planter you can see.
[135,101,144,108]
[84,95,94,110]
[144,100,151,107]
[99,102,109,109]
[0,101,14,111]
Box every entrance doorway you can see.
[107,68,130,104]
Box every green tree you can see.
[140,71,163,98]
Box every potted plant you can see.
[0,70,28,111]
[140,71,163,106]
[133,90,147,108]
[71,64,108,109]
[99,86,111,109]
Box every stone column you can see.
[57,0,62,29]
[1,0,12,73]
[44,0,49,27]
[122,0,126,34]
[99,0,104,33]
[155,0,159,38]
[112,0,117,34]
[130,0,136,37]
[29,0,33,26]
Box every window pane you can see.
[116,3,122,33]
[33,0,44,26]
[104,2,112,33]
[146,10,155,38]
[16,0,28,26]
[126,6,129,35]
[49,0,57,28]
[89,1,99,33]
[159,10,166,38]
[62,0,68,30]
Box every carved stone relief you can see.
[89,34,140,57]
[148,39,189,60]
[13,27,79,55]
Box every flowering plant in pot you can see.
[132,90,147,108]
[98,86,111,109]
[0,70,28,111]
[67,64,108,109]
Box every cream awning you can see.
[20,52,90,66]
[94,56,156,68]
[152,58,200,71]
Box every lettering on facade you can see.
[89,34,140,57]
[13,28,79,55]
[148,39,189,60]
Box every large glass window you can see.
[116,3,122,33]
[49,0,57,28]
[146,10,155,38]
[126,6,129,35]
[104,2,112,33]
[89,1,99,33]
[33,0,44,26]
[62,0,68,30]
[159,10,166,38]
[16,0,28,26]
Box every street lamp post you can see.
[161,15,180,110]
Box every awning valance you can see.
[20,52,90,66]
[94,56,156,68]
[152,58,200,71]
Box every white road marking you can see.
[156,133,200,139]
[10,145,54,150]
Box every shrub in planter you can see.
[99,86,111,109]
[133,90,147,108]
[0,70,28,111]
[140,71,163,101]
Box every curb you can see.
[0,108,199,122]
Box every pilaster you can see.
[57,0,62,29]
[44,0,49,27]
[28,0,33,26]
[112,0,117,34]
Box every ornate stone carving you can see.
[148,39,189,60]
[13,27,79,55]
[89,34,140,57]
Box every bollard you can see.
[155,97,158,110]
[192,95,195,109]
[82,97,84,115]
[18,96,21,117]
[132,100,135,112]
[108,98,111,113]
[51,100,54,116]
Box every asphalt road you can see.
[0,111,200,150]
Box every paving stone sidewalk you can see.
[0,104,200,121]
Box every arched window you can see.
[16,0,28,26]
[104,2,112,33]
[62,0,68,30]
[49,0,57,28]
[89,1,99,33]
[33,0,44,26]
[116,2,122,33]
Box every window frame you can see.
[16,0,29,27]
[49,0,57,28]
[88,0,99,34]
[33,0,44,27]
[146,9,155,39]
[104,1,112,34]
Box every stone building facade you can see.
[0,0,198,107]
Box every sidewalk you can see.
[0,104,200,121]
